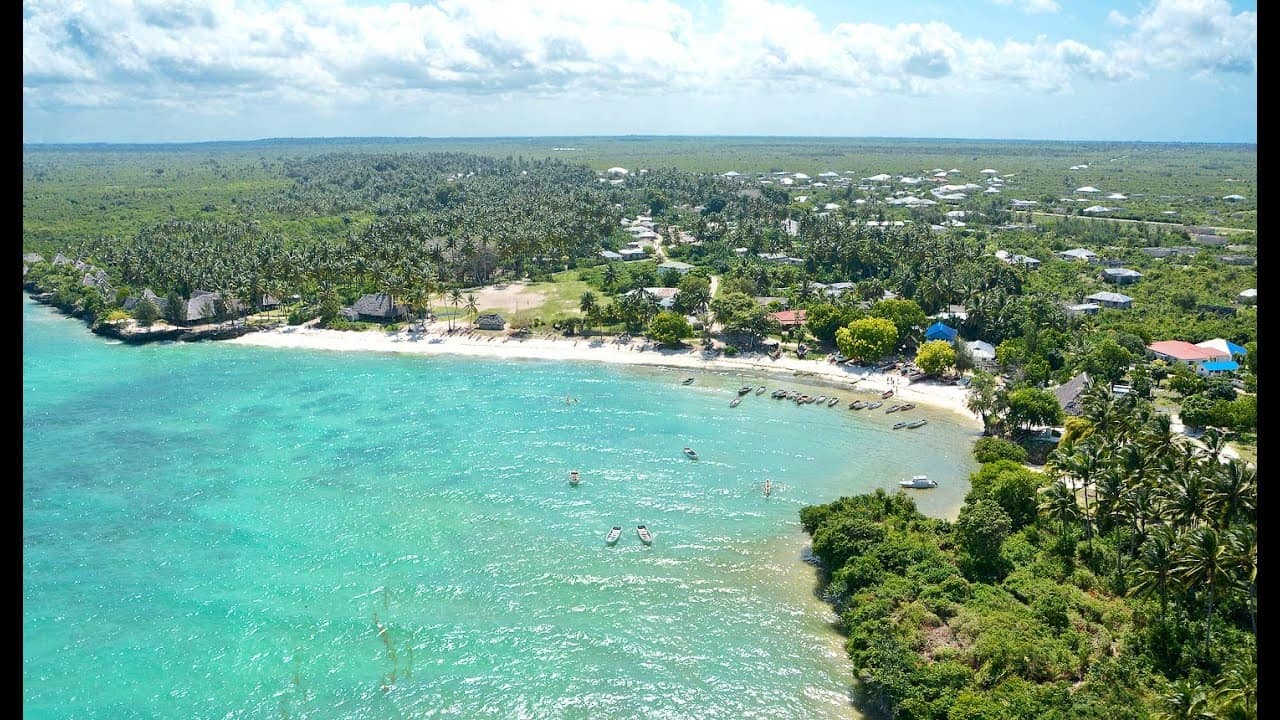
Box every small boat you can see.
[637,525,654,545]
[881,389,895,399]
[898,475,937,489]
[816,396,827,404]
[763,478,772,497]
[738,386,753,396]
[756,386,767,395]
[865,401,883,410]
[729,397,742,408]
[681,377,694,385]
[683,447,699,460]
[885,404,902,413]
[905,419,928,429]
[897,403,916,412]
[849,400,867,410]
[605,526,622,545]
[569,470,581,486]
[772,389,785,399]
[892,421,908,430]
[827,397,839,407]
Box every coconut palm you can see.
[1225,525,1256,635]
[1175,526,1230,658]
[1207,460,1256,529]
[1213,655,1256,719]
[1153,680,1218,720]
[579,291,597,335]
[1039,481,1081,537]
[449,287,463,329]
[1129,526,1178,625]
[464,293,479,322]
[1160,471,1211,530]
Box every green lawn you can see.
[490,269,607,328]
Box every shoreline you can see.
[227,323,983,426]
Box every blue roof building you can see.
[1197,360,1240,377]
[925,322,958,342]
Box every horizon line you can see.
[22,133,1258,149]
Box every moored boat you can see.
[569,470,581,486]
[882,389,895,399]
[683,447,699,460]
[738,386,753,396]
[892,421,908,429]
[729,397,742,408]
[849,400,867,410]
[898,475,937,489]
[681,377,694,385]
[756,386,767,395]
[905,419,928,429]
[885,404,902,413]
[816,395,827,404]
[605,526,622,545]
[897,403,916,412]
[865,401,883,410]
[827,397,839,407]
[637,525,654,545]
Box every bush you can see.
[288,306,318,325]
[104,308,131,322]
[974,437,1029,464]
[723,345,739,357]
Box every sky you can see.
[22,0,1257,144]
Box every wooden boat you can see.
[865,401,883,410]
[849,400,867,410]
[637,525,654,545]
[737,386,753,396]
[681,377,695,385]
[729,397,742,408]
[905,419,928,429]
[763,478,772,497]
[827,397,839,407]
[892,421,908,430]
[605,526,622,545]
[756,386,767,395]
[816,396,827,404]
[897,403,916,412]
[885,404,902,413]
[683,447,699,460]
[569,470,581,486]
[881,389,895,399]
[898,475,937,489]
[772,389,785,399]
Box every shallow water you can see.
[23,295,977,719]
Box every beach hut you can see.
[351,293,410,322]
[1054,372,1091,416]
[924,322,958,343]
[475,313,506,331]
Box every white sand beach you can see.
[228,323,982,425]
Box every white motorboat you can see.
[898,475,937,489]
[569,470,581,486]
[605,526,622,545]
[637,525,654,545]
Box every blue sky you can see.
[22,0,1256,144]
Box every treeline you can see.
[800,382,1255,719]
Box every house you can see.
[781,219,800,236]
[965,340,996,365]
[618,247,647,261]
[1190,234,1229,247]
[22,253,44,264]
[1147,340,1228,370]
[1198,360,1240,377]
[1140,247,1177,259]
[1216,255,1255,266]
[350,293,410,322]
[181,290,225,324]
[824,282,857,298]
[1065,303,1101,317]
[658,261,694,275]
[924,322,958,343]
[1057,248,1099,262]
[1101,268,1143,284]
[1237,288,1256,305]
[622,287,679,309]
[81,269,112,296]
[1054,372,1091,416]
[475,313,506,330]
[771,309,807,327]
[1196,338,1247,359]
[600,250,623,261]
[1084,291,1134,310]
[52,253,73,266]
[733,247,749,257]
[122,288,169,314]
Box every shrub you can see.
[288,307,318,325]
[974,437,1029,464]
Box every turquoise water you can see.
[23,295,978,719]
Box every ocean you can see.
[23,295,977,719]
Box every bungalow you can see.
[771,309,807,327]
[618,247,647,261]
[1198,360,1240,377]
[622,287,679,309]
[733,247,749,257]
[1064,303,1101,317]
[658,261,694,275]
[924,322,958,343]
[1101,268,1143,284]
[1196,338,1247,360]
[965,340,996,365]
[1084,291,1134,310]
[1054,372,1091,417]
[81,269,112,296]
[349,293,410,322]
[1216,255,1255,266]
[1237,288,1256,305]
[824,282,857,298]
[181,290,226,324]
[1057,248,1099,262]
[122,288,169,314]
[600,250,623,261]
[475,313,506,331]
[1147,340,1228,370]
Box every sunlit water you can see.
[23,295,977,719]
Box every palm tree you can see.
[1161,471,1211,530]
[1129,526,1178,625]
[579,291,597,335]
[602,263,619,291]
[449,287,463,330]
[464,293,479,323]
[1213,655,1256,719]
[1207,460,1256,529]
[1176,526,1230,658]
[1039,481,1081,537]
[1225,525,1256,635]
[1153,680,1217,720]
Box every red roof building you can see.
[1148,340,1228,366]
[772,309,808,327]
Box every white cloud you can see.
[21,0,1256,116]
[1107,10,1130,26]
[992,0,1061,14]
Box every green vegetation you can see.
[837,317,898,362]
[915,340,956,376]
[647,311,692,347]
[801,386,1255,720]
